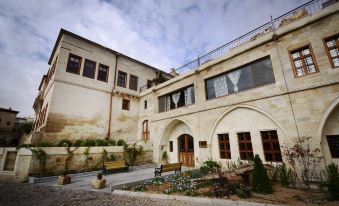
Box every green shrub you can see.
[37,141,55,147]
[124,143,144,166]
[107,139,116,146]
[83,139,96,146]
[235,184,251,198]
[57,139,72,147]
[252,154,272,194]
[74,139,85,147]
[116,139,127,146]
[95,139,108,146]
[190,169,203,179]
[110,154,116,161]
[278,163,293,187]
[326,163,339,200]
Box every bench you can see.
[154,162,182,177]
[102,160,129,175]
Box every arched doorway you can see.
[178,134,194,167]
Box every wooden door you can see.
[178,134,194,167]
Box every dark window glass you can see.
[327,135,339,158]
[144,100,147,109]
[205,56,274,100]
[83,59,96,79]
[218,134,231,159]
[129,75,138,91]
[260,130,282,162]
[66,54,81,74]
[169,141,173,152]
[237,132,253,160]
[122,99,130,110]
[158,85,195,112]
[97,64,109,82]
[117,71,127,87]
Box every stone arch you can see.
[158,118,196,165]
[208,104,288,163]
[317,96,339,165]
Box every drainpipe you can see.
[107,54,119,139]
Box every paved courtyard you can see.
[33,165,190,193]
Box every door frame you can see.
[177,134,195,167]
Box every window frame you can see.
[117,70,127,88]
[237,132,253,160]
[122,99,130,110]
[66,53,82,75]
[142,120,149,140]
[97,64,109,82]
[260,130,282,162]
[288,44,319,78]
[204,56,275,100]
[323,33,339,69]
[129,74,138,91]
[218,134,231,159]
[82,59,97,79]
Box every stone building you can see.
[0,107,19,146]
[27,0,339,169]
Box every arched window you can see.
[142,120,149,140]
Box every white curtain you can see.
[228,70,241,92]
[213,75,228,97]
[184,87,192,105]
[172,92,180,108]
[166,96,171,111]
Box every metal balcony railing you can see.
[176,0,328,74]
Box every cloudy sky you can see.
[0,0,308,117]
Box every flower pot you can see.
[58,175,71,185]
[91,179,106,189]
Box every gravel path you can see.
[0,182,214,206]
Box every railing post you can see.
[197,55,200,67]
[270,15,275,33]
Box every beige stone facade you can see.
[24,2,339,172]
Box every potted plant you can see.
[161,151,169,165]
[91,172,106,189]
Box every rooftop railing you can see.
[176,0,328,74]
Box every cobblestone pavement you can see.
[0,182,216,206]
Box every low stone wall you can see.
[0,146,153,179]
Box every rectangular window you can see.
[169,141,173,152]
[97,64,109,82]
[122,99,130,110]
[4,151,17,171]
[159,85,195,112]
[117,71,127,87]
[83,59,96,79]
[237,132,253,160]
[142,120,149,140]
[323,33,339,68]
[327,135,339,158]
[260,130,282,162]
[129,75,138,91]
[144,100,147,109]
[218,134,231,159]
[205,56,274,100]
[289,45,318,77]
[66,53,82,74]
[199,141,208,148]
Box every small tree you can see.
[124,143,144,166]
[161,151,168,164]
[84,147,90,172]
[32,147,47,177]
[282,136,322,191]
[252,154,272,194]
[63,146,77,176]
